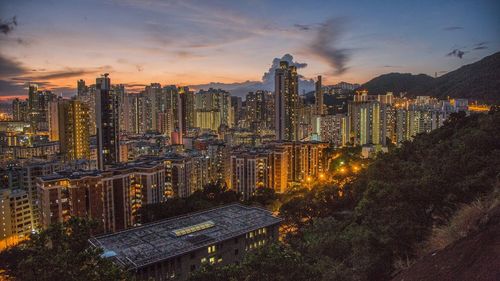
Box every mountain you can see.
[361,52,500,103]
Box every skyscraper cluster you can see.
[0,61,471,240]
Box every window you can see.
[207,245,216,254]
[234,249,239,256]
[201,258,207,264]
[209,257,215,264]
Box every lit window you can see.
[208,245,216,254]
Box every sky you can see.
[0,0,499,100]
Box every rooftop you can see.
[89,204,281,269]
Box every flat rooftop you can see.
[89,204,282,269]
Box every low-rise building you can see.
[89,204,281,281]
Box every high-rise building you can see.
[195,88,232,132]
[319,114,349,147]
[115,84,132,133]
[348,100,387,146]
[315,75,324,115]
[58,99,90,160]
[230,150,269,199]
[12,98,29,122]
[76,82,97,135]
[95,74,120,170]
[27,84,56,131]
[275,61,299,141]
[245,90,273,132]
[77,79,87,97]
[0,188,34,239]
[47,98,63,141]
[145,83,162,131]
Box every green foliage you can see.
[140,182,241,223]
[278,111,500,280]
[188,264,243,281]
[188,244,320,281]
[0,218,129,281]
[140,183,280,224]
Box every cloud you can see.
[0,17,17,35]
[191,54,315,97]
[0,79,25,95]
[33,69,98,80]
[447,49,465,59]
[294,24,311,31]
[261,54,308,84]
[443,26,463,31]
[0,54,27,77]
[307,18,351,75]
[472,42,488,50]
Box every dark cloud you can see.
[472,42,488,50]
[443,26,463,31]
[447,49,466,59]
[0,54,27,77]
[33,69,97,80]
[28,65,113,80]
[0,17,17,35]
[308,18,350,75]
[294,24,311,31]
[0,79,25,95]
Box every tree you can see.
[0,218,129,281]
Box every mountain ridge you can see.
[360,52,500,103]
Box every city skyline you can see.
[1,0,499,101]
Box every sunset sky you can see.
[0,0,499,100]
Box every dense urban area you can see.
[0,2,499,279]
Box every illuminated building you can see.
[58,99,91,160]
[206,141,230,185]
[179,86,196,132]
[95,73,120,170]
[245,90,274,132]
[90,204,281,281]
[275,61,299,141]
[195,88,232,132]
[47,100,59,141]
[115,84,133,133]
[318,114,349,147]
[276,141,327,183]
[12,98,29,122]
[348,100,387,146]
[231,96,243,127]
[0,188,34,239]
[195,110,221,131]
[315,75,324,115]
[37,159,167,233]
[230,150,269,199]
[76,82,97,135]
